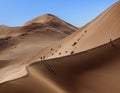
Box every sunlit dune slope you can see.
[35,1,120,59]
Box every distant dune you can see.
[0,1,120,93]
[0,14,77,84]
[0,14,77,59]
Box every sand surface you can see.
[0,1,120,93]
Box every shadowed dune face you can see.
[0,38,120,93]
[28,38,120,93]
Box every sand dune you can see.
[0,1,120,93]
[24,14,77,34]
[0,38,120,93]
[34,1,120,59]
[0,14,77,60]
[0,14,77,84]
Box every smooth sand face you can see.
[0,1,120,93]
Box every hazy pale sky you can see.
[0,0,117,27]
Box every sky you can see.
[0,0,118,27]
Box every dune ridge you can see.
[0,37,120,93]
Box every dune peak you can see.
[23,14,62,26]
